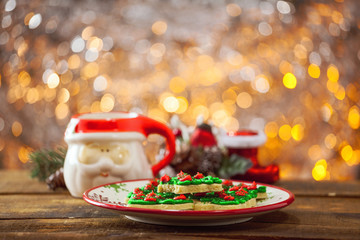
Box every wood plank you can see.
[1,194,359,227]
[276,180,360,197]
[0,216,359,240]
[0,170,67,194]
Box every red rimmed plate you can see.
[83,179,294,226]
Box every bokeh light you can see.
[0,0,359,179]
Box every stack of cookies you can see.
[125,171,267,211]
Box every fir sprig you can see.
[29,147,67,182]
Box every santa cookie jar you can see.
[63,112,175,198]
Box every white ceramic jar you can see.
[63,112,175,198]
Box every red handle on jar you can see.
[136,115,176,176]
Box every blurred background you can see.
[0,0,359,181]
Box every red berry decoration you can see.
[193,172,204,179]
[177,170,187,179]
[179,174,192,182]
[224,195,235,201]
[222,180,233,186]
[149,179,159,187]
[133,187,142,194]
[215,190,227,198]
[145,183,155,190]
[144,192,158,201]
[133,193,145,199]
[229,186,239,191]
[174,194,187,200]
[247,181,257,190]
[160,174,171,183]
[235,187,248,196]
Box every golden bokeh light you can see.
[82,26,95,40]
[279,61,293,75]
[222,88,237,104]
[47,73,60,89]
[152,21,167,35]
[347,150,360,166]
[18,71,31,87]
[58,88,70,103]
[308,64,320,78]
[12,121,22,137]
[348,106,360,129]
[163,96,179,113]
[25,88,40,104]
[169,76,187,93]
[223,117,240,132]
[81,62,99,79]
[265,121,279,138]
[334,85,345,100]
[327,64,339,82]
[100,93,115,112]
[278,124,292,141]
[324,133,337,149]
[226,3,242,17]
[308,144,322,161]
[291,124,304,141]
[252,75,270,93]
[212,109,229,127]
[175,97,188,114]
[18,146,32,164]
[198,67,223,86]
[55,103,69,120]
[87,36,103,51]
[24,12,34,25]
[192,105,209,121]
[236,92,252,109]
[90,101,101,113]
[341,145,353,162]
[68,54,81,69]
[312,159,328,181]
[283,73,297,89]
[326,79,339,93]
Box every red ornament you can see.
[190,123,217,147]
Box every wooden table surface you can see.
[1,170,359,239]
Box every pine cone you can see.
[171,146,224,176]
[46,167,66,190]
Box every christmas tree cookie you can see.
[126,171,267,211]
[222,179,268,200]
[125,180,194,210]
[157,171,223,194]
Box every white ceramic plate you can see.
[83,179,294,226]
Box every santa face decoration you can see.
[63,112,175,198]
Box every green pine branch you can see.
[29,147,67,182]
